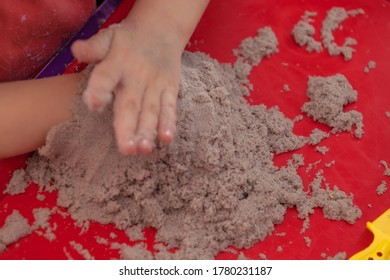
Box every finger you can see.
[83,58,121,112]
[71,27,114,63]
[113,82,145,155]
[158,87,178,143]
[135,87,161,154]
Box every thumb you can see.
[71,26,114,64]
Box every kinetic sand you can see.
[1,22,366,259]
[292,8,365,60]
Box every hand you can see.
[71,21,182,155]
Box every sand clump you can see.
[321,8,364,61]
[380,160,390,176]
[4,26,363,259]
[282,84,290,93]
[233,26,279,92]
[303,170,361,224]
[234,26,279,66]
[364,61,376,73]
[0,207,56,252]
[292,8,364,60]
[301,74,364,138]
[292,12,323,53]
[376,181,387,196]
[327,251,347,260]
[307,128,330,145]
[4,169,28,195]
[315,146,329,155]
[325,160,336,168]
[69,241,95,260]
[0,210,31,252]
[304,236,312,247]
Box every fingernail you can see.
[94,93,113,113]
[161,128,175,142]
[139,138,154,154]
[120,138,136,155]
[84,92,102,111]
[100,92,113,107]
[82,92,94,111]
[83,91,112,113]
[128,138,136,148]
[164,128,172,137]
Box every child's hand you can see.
[71,21,181,155]
[71,0,209,155]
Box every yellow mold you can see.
[350,208,390,260]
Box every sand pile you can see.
[3,27,362,259]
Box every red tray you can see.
[0,0,389,260]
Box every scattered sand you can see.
[232,27,278,93]
[109,232,117,239]
[4,169,28,195]
[0,207,57,252]
[327,251,347,260]
[316,146,329,155]
[63,246,74,260]
[95,236,109,245]
[234,26,279,66]
[36,193,46,201]
[237,252,249,260]
[325,160,336,168]
[32,208,56,241]
[301,11,318,22]
[69,241,95,260]
[0,210,32,252]
[364,61,376,73]
[282,84,291,92]
[307,128,330,145]
[259,253,267,260]
[303,170,361,223]
[119,243,152,260]
[380,160,390,176]
[301,74,364,138]
[293,115,304,122]
[300,217,310,234]
[304,236,312,247]
[321,8,364,61]
[32,208,51,229]
[292,12,323,53]
[305,160,322,173]
[293,8,364,59]
[376,181,387,196]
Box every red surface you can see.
[0,0,95,81]
[0,0,389,260]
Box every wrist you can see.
[122,1,207,53]
[123,15,187,57]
